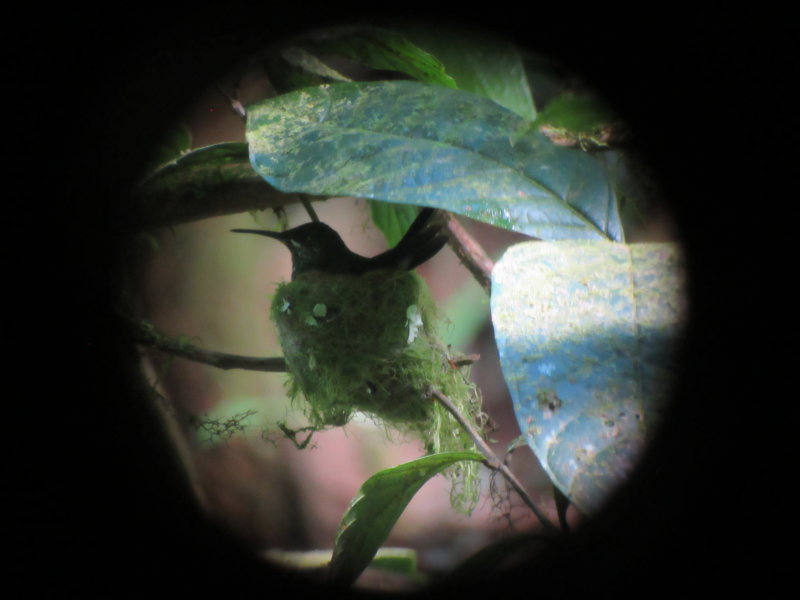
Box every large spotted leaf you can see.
[246,81,623,241]
[491,241,686,513]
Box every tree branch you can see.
[443,212,494,294]
[429,387,559,535]
[134,320,287,372]
[126,179,324,232]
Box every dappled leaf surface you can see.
[329,451,483,586]
[491,241,686,514]
[247,81,623,241]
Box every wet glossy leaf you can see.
[247,81,623,241]
[329,451,483,586]
[491,241,687,514]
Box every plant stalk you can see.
[429,387,559,535]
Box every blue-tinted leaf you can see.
[247,81,622,241]
[329,451,484,586]
[491,241,687,514]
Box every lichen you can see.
[271,269,485,512]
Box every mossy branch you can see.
[133,320,287,372]
[129,181,323,232]
[428,387,559,535]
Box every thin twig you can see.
[429,387,559,535]
[301,197,320,222]
[443,212,494,294]
[134,320,287,372]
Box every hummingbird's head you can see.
[232,222,349,277]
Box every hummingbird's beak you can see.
[231,228,287,241]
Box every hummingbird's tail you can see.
[371,207,448,271]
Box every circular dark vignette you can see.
[35,9,777,599]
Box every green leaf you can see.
[329,451,484,586]
[403,28,536,120]
[490,241,687,514]
[301,27,457,88]
[369,201,420,247]
[535,92,617,135]
[247,81,623,241]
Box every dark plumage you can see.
[232,207,447,279]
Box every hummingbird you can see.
[232,207,447,279]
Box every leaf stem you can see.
[443,213,494,294]
[428,387,559,535]
[301,197,320,222]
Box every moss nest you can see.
[271,269,485,511]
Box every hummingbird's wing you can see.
[369,207,448,271]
